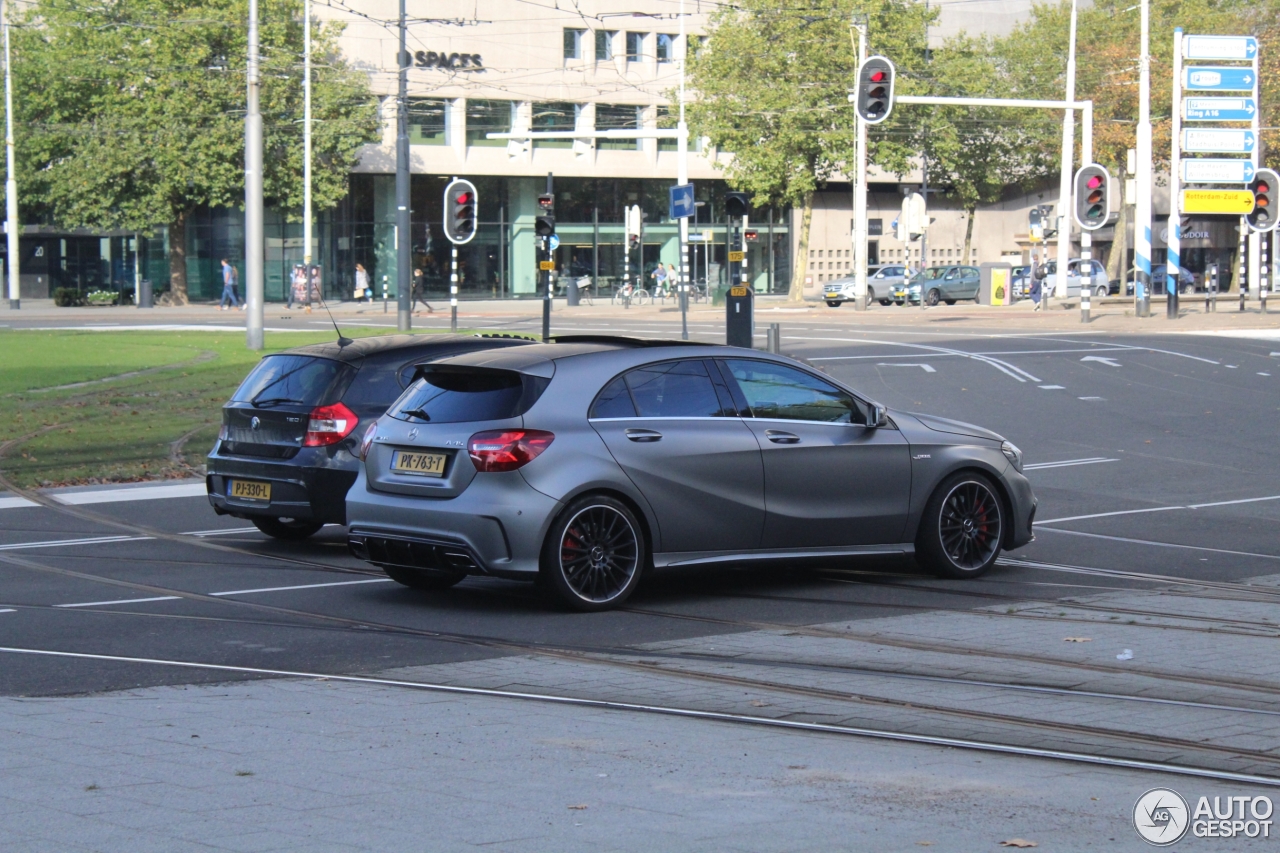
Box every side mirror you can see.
[868,403,887,428]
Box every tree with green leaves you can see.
[13,0,380,303]
[686,0,933,300]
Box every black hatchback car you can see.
[206,334,532,539]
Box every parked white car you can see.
[1042,259,1110,297]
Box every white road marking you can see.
[1080,356,1121,367]
[0,609,15,614]
[1261,373,1272,377]
[54,578,392,610]
[0,496,39,510]
[21,325,309,333]
[790,336,1041,383]
[1078,396,1105,401]
[1037,494,1280,525]
[0,527,258,552]
[1023,458,1118,471]
[876,363,936,372]
[1038,384,1065,390]
[55,482,207,505]
[1034,527,1280,561]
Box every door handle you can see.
[765,429,800,444]
[625,429,663,442]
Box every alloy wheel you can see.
[558,505,640,603]
[937,480,1002,570]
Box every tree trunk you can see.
[167,210,189,305]
[1106,185,1129,285]
[962,204,976,264]
[788,192,814,302]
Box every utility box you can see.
[725,285,754,348]
[979,263,1014,306]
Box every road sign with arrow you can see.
[1183,67,1255,91]
[1181,128,1256,154]
[1182,34,1257,60]
[1181,159,1255,184]
[1182,97,1256,121]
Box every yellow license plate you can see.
[229,479,271,502]
[391,450,448,477]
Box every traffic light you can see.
[628,234,639,251]
[1073,164,1110,231]
[534,192,555,238]
[724,192,750,219]
[1247,168,1278,232]
[443,178,478,245]
[854,56,895,124]
[1028,207,1044,243]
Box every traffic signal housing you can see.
[724,192,750,219]
[1073,164,1110,231]
[854,57,895,125]
[534,192,555,238]
[1028,207,1045,243]
[1247,168,1278,232]
[444,178,478,244]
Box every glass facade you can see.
[408,99,448,145]
[531,102,576,149]
[465,100,512,147]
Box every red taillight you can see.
[358,421,378,460]
[304,402,358,447]
[467,429,554,473]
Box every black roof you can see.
[430,337,738,377]
[276,333,532,365]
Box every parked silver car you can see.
[1043,259,1110,297]
[346,338,1037,611]
[824,265,909,306]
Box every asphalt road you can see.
[2,318,1279,699]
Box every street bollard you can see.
[1079,282,1090,323]
[766,323,782,353]
[382,276,388,314]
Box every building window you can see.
[466,99,512,147]
[407,98,447,145]
[656,106,677,152]
[626,32,644,62]
[532,101,576,149]
[564,28,584,60]
[596,104,640,150]
[656,34,675,62]
[595,30,615,61]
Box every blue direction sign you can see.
[1181,159,1255,184]
[1182,128,1256,154]
[668,183,695,220]
[1182,97,1257,121]
[548,234,560,251]
[1184,67,1256,92]
[1182,34,1257,61]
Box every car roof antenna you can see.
[317,293,353,347]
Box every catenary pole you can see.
[1166,28,1182,319]
[303,0,312,269]
[852,17,868,311]
[4,0,18,310]
[1054,0,1078,301]
[395,0,411,331]
[1134,0,1153,317]
[678,0,690,339]
[245,0,264,350]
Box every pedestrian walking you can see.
[354,263,370,302]
[1030,263,1045,311]
[412,268,435,313]
[650,263,668,297]
[219,259,242,310]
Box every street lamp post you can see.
[303,0,312,271]
[395,0,411,332]
[851,14,869,311]
[245,0,264,350]
[1134,0,1153,317]
[4,0,18,310]
[1054,0,1079,302]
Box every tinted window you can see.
[341,357,417,413]
[724,360,865,425]
[590,376,637,418]
[388,370,548,424]
[623,360,725,418]
[232,355,345,408]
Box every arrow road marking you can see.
[1081,356,1121,367]
[876,363,935,372]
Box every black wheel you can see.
[541,495,645,612]
[925,289,941,307]
[878,299,891,306]
[916,472,1004,579]
[383,565,466,590]
[251,517,323,541]
[826,300,842,307]
[894,300,904,306]
[944,299,957,306]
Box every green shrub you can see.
[52,288,84,307]
[85,290,118,306]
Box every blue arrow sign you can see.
[1183,34,1257,61]
[1182,128,1256,154]
[1184,67,1256,92]
[1181,159,1255,184]
[668,183,695,220]
[1182,97,1257,121]
[548,234,560,251]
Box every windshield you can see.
[388,369,550,424]
[231,355,345,408]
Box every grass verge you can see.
[0,328,458,489]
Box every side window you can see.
[589,376,637,418]
[624,360,727,418]
[722,360,866,425]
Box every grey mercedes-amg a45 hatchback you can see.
[346,337,1037,611]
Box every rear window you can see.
[232,355,345,408]
[388,369,550,424]
[341,357,418,413]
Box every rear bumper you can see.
[206,448,357,524]
[345,469,561,579]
